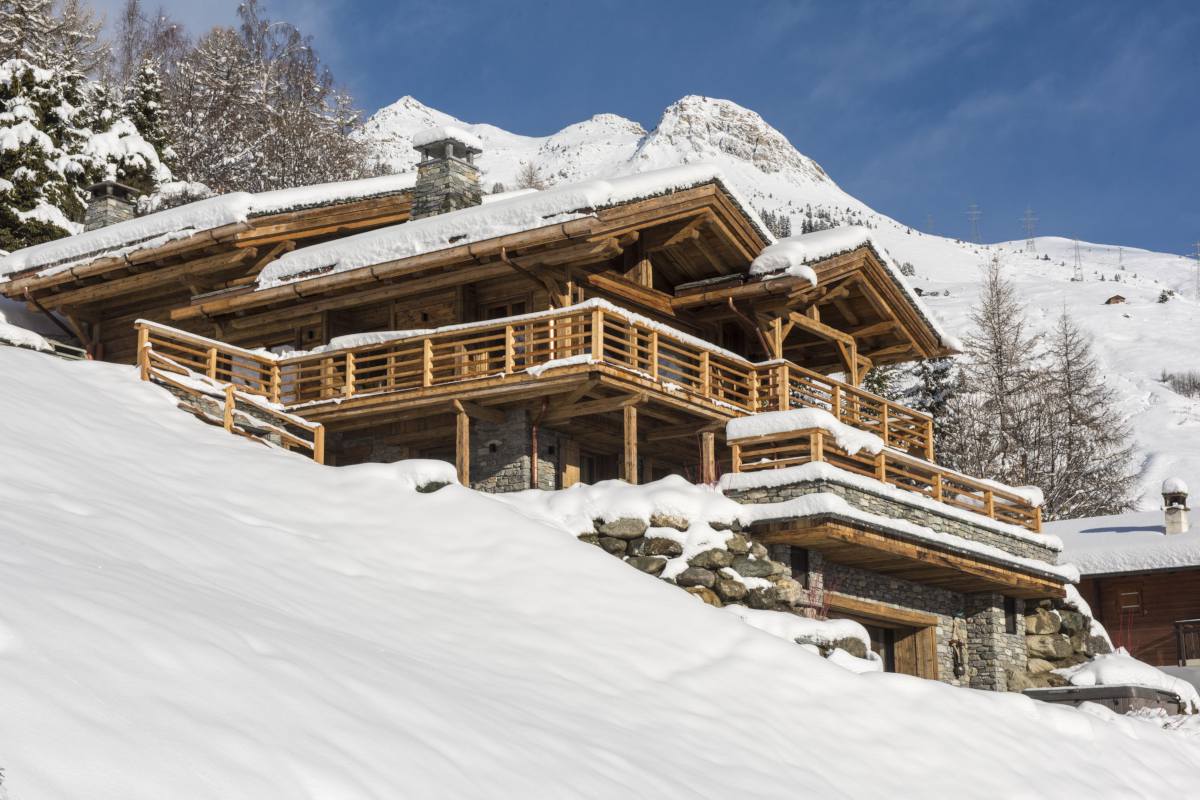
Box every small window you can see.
[1119,591,1142,612]
[1004,596,1018,634]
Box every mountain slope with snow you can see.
[361,95,1200,506]
[2,347,1200,798]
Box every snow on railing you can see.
[134,304,934,459]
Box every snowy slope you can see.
[361,95,1200,507]
[2,347,1200,798]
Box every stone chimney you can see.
[1162,477,1189,535]
[411,126,483,220]
[84,181,138,230]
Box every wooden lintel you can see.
[543,392,645,425]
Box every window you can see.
[1118,591,1142,612]
[1004,596,1018,634]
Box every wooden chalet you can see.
[0,128,1075,686]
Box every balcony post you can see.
[749,368,760,411]
[312,424,325,465]
[591,308,604,361]
[648,330,659,380]
[875,451,886,482]
[623,404,638,484]
[932,473,943,502]
[731,442,743,473]
[924,418,935,462]
[985,489,996,519]
[422,339,433,387]
[699,351,710,397]
[777,364,790,411]
[223,384,235,431]
[206,346,218,379]
[269,363,281,404]
[880,403,890,447]
[831,384,841,421]
[810,429,824,462]
[343,352,356,398]
[455,403,470,486]
[699,430,716,484]
[136,325,150,381]
[504,325,515,374]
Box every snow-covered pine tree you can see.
[1037,311,1136,519]
[0,0,56,66]
[938,259,1047,487]
[122,58,171,164]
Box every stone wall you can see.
[963,592,1027,691]
[471,410,559,493]
[726,477,1057,564]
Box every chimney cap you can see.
[1163,477,1189,496]
[85,180,140,201]
[412,125,483,159]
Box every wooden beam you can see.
[623,404,638,484]
[543,392,645,425]
[454,402,470,486]
[457,400,506,425]
[699,430,716,485]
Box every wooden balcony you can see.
[729,426,1042,533]
[134,302,934,458]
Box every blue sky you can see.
[106,0,1199,255]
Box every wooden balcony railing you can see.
[729,427,1041,532]
[133,302,935,459]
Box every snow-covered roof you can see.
[255,164,766,290]
[0,172,418,280]
[749,227,962,353]
[412,125,483,152]
[1049,510,1200,575]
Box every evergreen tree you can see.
[122,59,170,158]
[0,0,56,66]
[1037,311,1137,519]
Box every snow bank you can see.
[742,491,1078,582]
[721,604,869,649]
[726,408,884,456]
[748,226,961,353]
[721,461,1062,551]
[1056,650,1200,713]
[255,164,732,289]
[0,311,52,351]
[1049,510,1200,574]
[0,173,417,278]
[3,349,1200,797]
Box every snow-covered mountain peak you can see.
[633,95,830,185]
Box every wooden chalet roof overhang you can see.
[168,182,769,344]
[755,515,1067,599]
[0,191,413,357]
[672,243,955,378]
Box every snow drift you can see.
[1,346,1199,798]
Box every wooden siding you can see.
[1079,568,1200,666]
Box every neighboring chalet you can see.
[0,128,1076,690]
[1051,479,1200,667]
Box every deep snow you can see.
[2,346,1200,798]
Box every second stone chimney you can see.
[411,126,483,220]
[83,180,138,230]
[1163,477,1190,535]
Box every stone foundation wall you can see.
[471,411,559,493]
[726,478,1057,563]
[963,592,1027,691]
[1007,598,1112,691]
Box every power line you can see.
[966,203,982,244]
[1072,237,1084,282]
[1021,207,1037,252]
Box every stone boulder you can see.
[626,556,666,576]
[725,534,751,555]
[1026,658,1056,674]
[685,586,722,607]
[650,512,690,532]
[730,555,774,579]
[1058,609,1087,636]
[746,585,778,609]
[676,567,717,589]
[628,537,683,558]
[714,578,748,603]
[769,576,806,607]
[1027,634,1073,660]
[825,636,868,660]
[689,548,733,570]
[598,537,628,555]
[596,517,648,540]
[1024,608,1061,635]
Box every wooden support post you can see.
[749,368,760,411]
[455,404,470,486]
[206,346,218,379]
[731,442,743,473]
[880,403,890,446]
[312,425,325,465]
[422,339,433,387]
[591,307,604,361]
[343,352,356,398]
[269,364,281,404]
[810,429,824,462]
[699,351,711,397]
[504,325,515,374]
[1034,506,1042,533]
[223,384,235,432]
[321,357,333,399]
[924,418,935,463]
[932,473,943,502]
[623,404,638,484]
[985,490,996,520]
[700,430,716,485]
[831,384,841,421]
[776,364,790,411]
[875,452,886,482]
[648,330,659,380]
[136,325,150,381]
